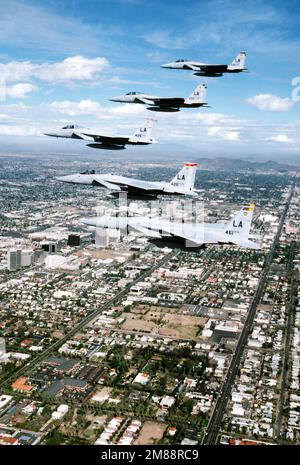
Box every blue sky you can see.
[0,0,300,161]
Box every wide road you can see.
[202,186,294,445]
[273,240,297,439]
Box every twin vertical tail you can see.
[169,163,198,192]
[130,118,157,143]
[228,51,247,71]
[224,204,260,249]
[188,83,207,104]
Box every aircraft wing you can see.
[91,178,121,191]
[114,178,160,192]
[129,223,162,238]
[198,64,228,72]
[131,220,208,245]
[71,131,93,140]
[134,97,157,105]
[81,132,129,145]
[144,97,185,107]
[182,64,203,71]
[162,186,198,196]
[233,239,261,250]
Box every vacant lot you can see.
[158,313,207,339]
[120,309,207,339]
[134,422,167,445]
[121,315,157,333]
[131,305,177,315]
[76,249,132,261]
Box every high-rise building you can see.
[109,229,121,244]
[33,249,46,264]
[0,338,6,358]
[7,249,21,271]
[21,249,34,267]
[67,234,80,247]
[95,228,120,248]
[41,242,57,254]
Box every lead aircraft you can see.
[82,204,261,250]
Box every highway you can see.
[202,186,294,445]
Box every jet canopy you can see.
[125,92,143,95]
[62,124,81,130]
[175,59,189,62]
[80,169,95,175]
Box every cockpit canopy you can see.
[125,92,142,95]
[175,59,189,62]
[80,170,95,175]
[62,124,80,130]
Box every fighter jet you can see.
[82,204,261,250]
[57,163,199,197]
[109,84,208,112]
[43,119,157,150]
[161,52,247,77]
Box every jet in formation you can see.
[82,204,261,250]
[161,51,247,77]
[44,119,156,150]
[58,163,199,198]
[109,84,208,112]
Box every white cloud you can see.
[191,112,239,125]
[265,134,293,143]
[246,94,295,112]
[0,56,109,84]
[37,56,109,83]
[0,61,34,82]
[47,100,103,117]
[44,100,146,119]
[0,124,41,136]
[5,83,37,99]
[207,126,240,141]
[109,103,145,116]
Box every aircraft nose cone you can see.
[160,63,172,68]
[43,132,58,137]
[81,218,98,227]
[56,175,70,182]
[109,96,121,102]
